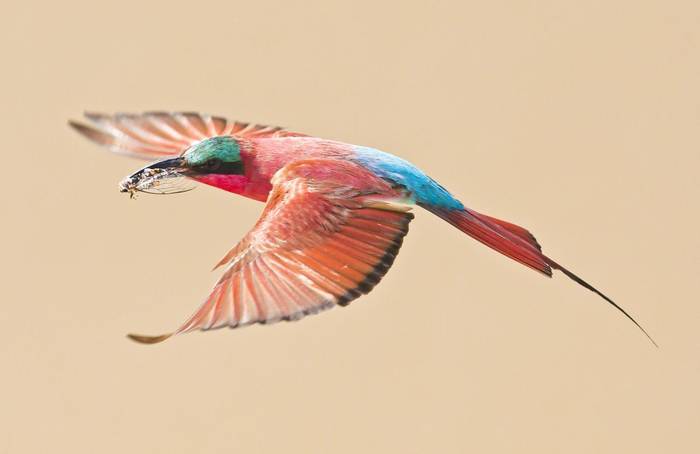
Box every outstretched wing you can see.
[69,111,308,160]
[128,159,413,344]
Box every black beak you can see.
[141,156,186,172]
[119,157,188,194]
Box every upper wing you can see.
[128,159,414,344]
[69,111,308,160]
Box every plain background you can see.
[2,1,698,452]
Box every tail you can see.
[422,204,657,346]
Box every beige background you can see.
[2,0,699,452]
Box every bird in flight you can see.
[69,112,655,345]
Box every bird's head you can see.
[120,136,248,196]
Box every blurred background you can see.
[2,1,699,452]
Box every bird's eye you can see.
[203,158,222,171]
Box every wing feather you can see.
[70,111,309,160]
[128,159,413,343]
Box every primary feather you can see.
[128,160,413,343]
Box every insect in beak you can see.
[119,157,195,197]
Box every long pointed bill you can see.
[119,157,194,197]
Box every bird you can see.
[69,111,655,345]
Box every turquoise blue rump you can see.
[352,146,464,210]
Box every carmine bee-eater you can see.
[69,112,655,345]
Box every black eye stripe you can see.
[218,161,244,174]
[193,159,244,175]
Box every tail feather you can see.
[478,213,543,252]
[545,258,658,347]
[423,204,656,346]
[422,205,552,276]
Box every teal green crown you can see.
[184,136,241,165]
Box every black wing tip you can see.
[127,333,173,344]
[67,119,87,130]
[68,119,103,140]
[83,111,110,122]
